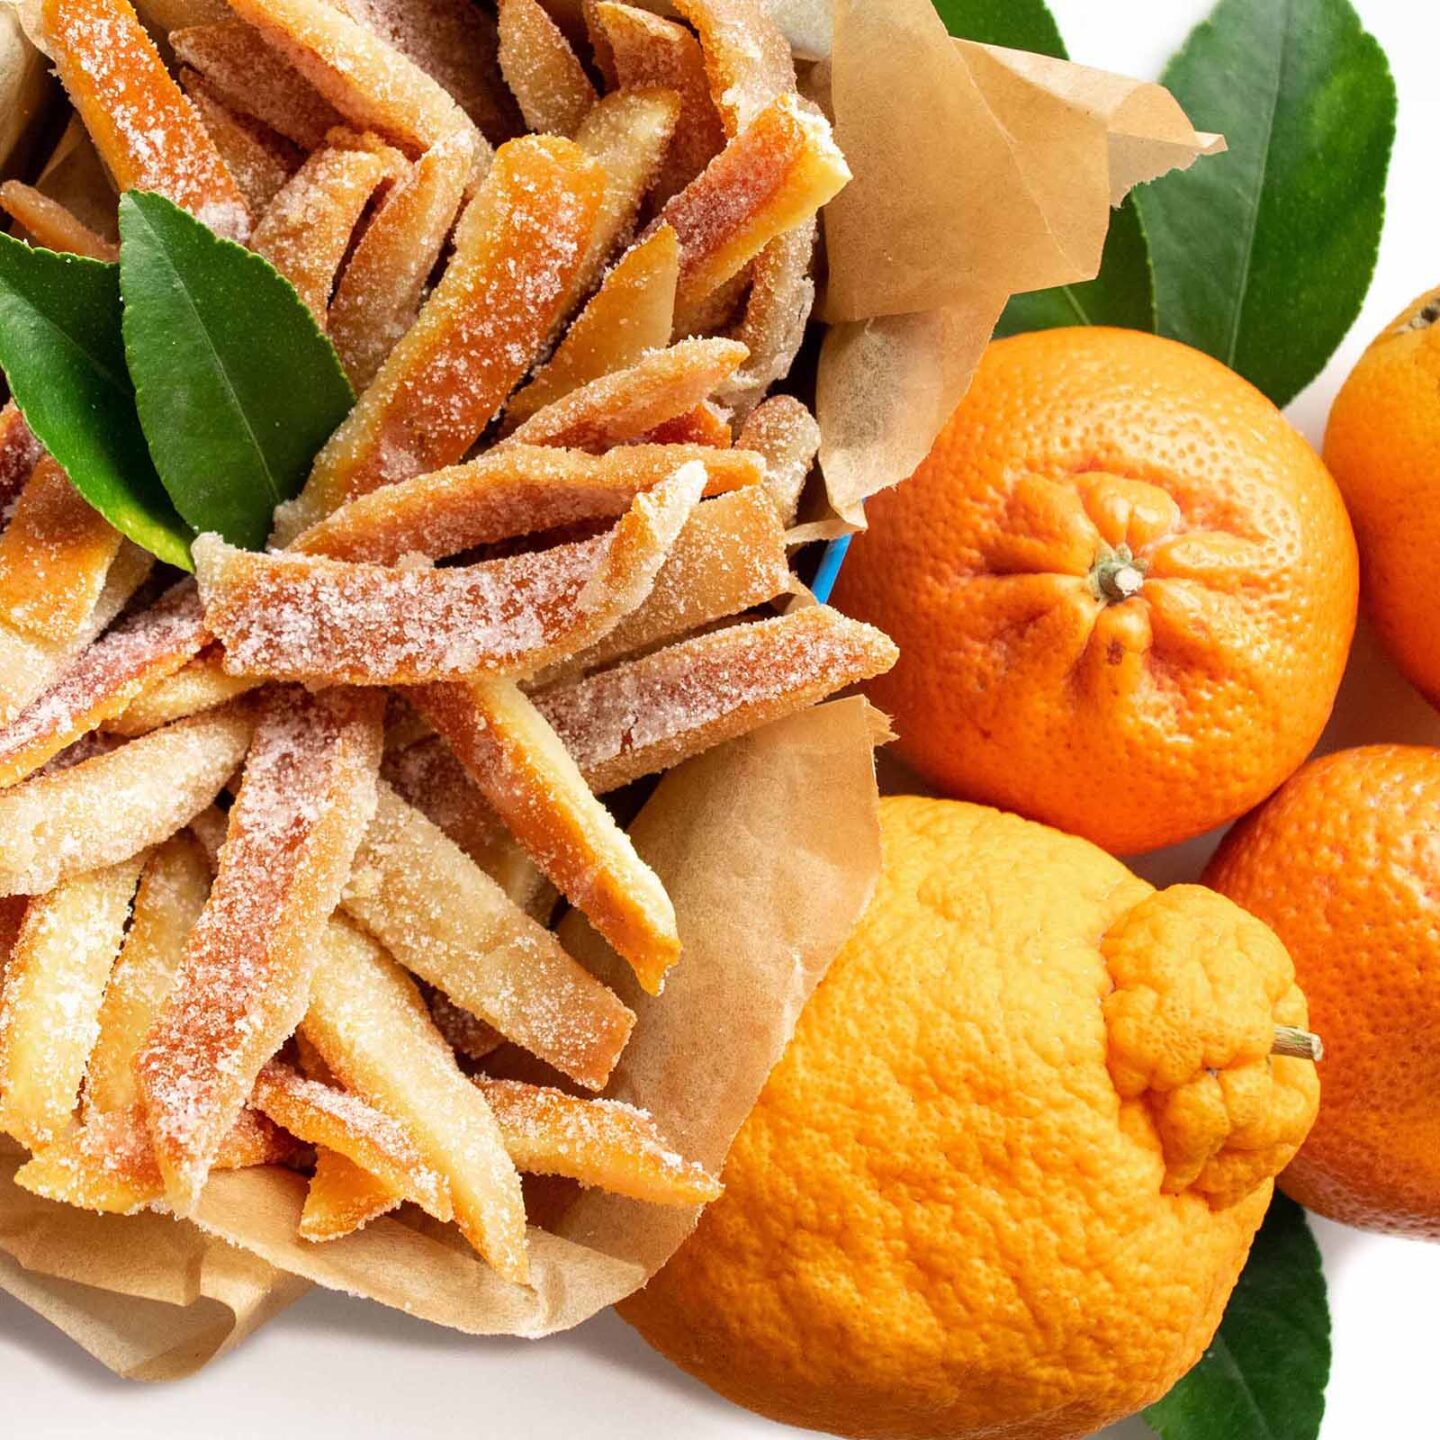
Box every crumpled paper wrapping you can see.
[0,0,1222,1379]
[0,699,882,1376]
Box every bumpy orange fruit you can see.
[831,327,1358,855]
[623,795,1319,1440]
[1206,744,1440,1237]
[1324,285,1440,705]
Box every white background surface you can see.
[4,1,1439,1436]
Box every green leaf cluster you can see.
[0,192,353,569]
[944,0,1396,408]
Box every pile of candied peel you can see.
[0,0,897,1282]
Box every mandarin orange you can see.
[623,795,1319,1440]
[831,328,1358,855]
[1206,744,1440,1238]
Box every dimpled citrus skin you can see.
[830,328,1358,856]
[1323,286,1440,705]
[1205,745,1440,1238]
[622,796,1318,1440]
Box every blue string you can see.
[810,533,852,604]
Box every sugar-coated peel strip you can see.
[639,400,731,448]
[568,89,679,309]
[225,0,470,154]
[0,543,152,730]
[251,134,404,322]
[251,1059,452,1220]
[477,1078,721,1205]
[737,393,820,526]
[538,486,790,682]
[596,3,725,205]
[136,686,384,1215]
[170,21,346,150]
[0,857,143,1151]
[0,182,117,260]
[0,582,208,788]
[537,606,900,793]
[84,834,212,1115]
[105,648,262,737]
[507,337,749,452]
[200,464,704,685]
[276,135,606,541]
[382,740,553,919]
[0,458,123,645]
[0,706,254,896]
[328,127,478,390]
[673,0,795,137]
[0,403,42,512]
[293,442,760,564]
[181,73,304,217]
[659,93,850,335]
[496,0,597,137]
[341,0,517,143]
[302,918,529,1282]
[41,0,249,241]
[427,988,504,1064]
[412,677,680,994]
[13,1104,300,1215]
[343,782,633,1088]
[506,224,680,428]
[300,1147,403,1240]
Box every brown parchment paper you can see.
[0,699,881,1373]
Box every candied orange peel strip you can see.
[84,834,212,1115]
[639,399,732,447]
[251,133,405,322]
[302,917,529,1282]
[343,782,634,1089]
[427,988,504,1064]
[0,181,117,260]
[0,706,254,896]
[181,74,303,218]
[737,393,820,525]
[171,21,346,151]
[136,686,384,1215]
[300,1148,403,1240]
[477,1077,721,1205]
[251,1058,452,1220]
[674,0,795,137]
[105,647,262,738]
[506,224,680,428]
[722,220,816,420]
[496,0,597,137]
[199,463,704,685]
[536,606,899,793]
[42,0,250,240]
[411,677,680,994]
[0,404,42,512]
[328,126,479,390]
[0,457,123,645]
[507,337,749,452]
[0,857,143,1151]
[224,0,471,154]
[276,134,606,541]
[659,92,850,335]
[0,582,208,788]
[595,2,725,204]
[292,442,760,564]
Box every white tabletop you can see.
[5,1,1438,1435]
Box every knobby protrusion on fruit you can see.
[1273,1025,1324,1062]
[1090,544,1145,604]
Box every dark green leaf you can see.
[1136,0,1395,406]
[119,191,354,551]
[0,234,194,569]
[1144,1194,1330,1440]
[995,195,1154,337]
[929,0,1066,58]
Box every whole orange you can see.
[831,328,1359,855]
[623,795,1319,1440]
[1205,744,1440,1238]
[1324,286,1440,705]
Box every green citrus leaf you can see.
[0,233,195,570]
[1144,1194,1330,1440]
[995,195,1154,337]
[118,190,355,551]
[1136,0,1395,406]
[928,0,1065,58]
